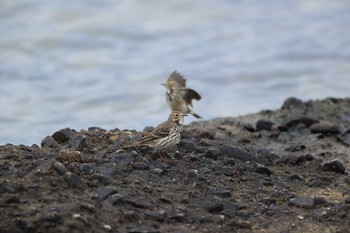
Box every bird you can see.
[162,71,202,119]
[129,111,187,160]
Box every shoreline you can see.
[1,97,350,232]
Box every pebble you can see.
[53,162,67,176]
[322,160,346,174]
[109,152,131,165]
[289,197,316,209]
[40,136,59,148]
[106,193,123,205]
[206,200,224,213]
[219,145,257,162]
[128,225,160,233]
[281,97,306,110]
[254,164,273,176]
[125,197,155,210]
[97,186,118,200]
[256,120,274,131]
[204,148,220,160]
[144,210,166,222]
[64,172,86,190]
[178,139,196,151]
[97,163,117,178]
[133,162,149,170]
[310,121,341,134]
[52,128,78,143]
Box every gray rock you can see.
[133,162,149,170]
[106,193,123,205]
[52,128,78,143]
[97,163,117,178]
[125,197,155,210]
[310,121,341,134]
[128,225,160,233]
[256,120,274,131]
[204,148,220,160]
[97,186,118,200]
[41,136,59,148]
[289,197,316,209]
[144,210,166,222]
[281,97,306,110]
[322,160,346,174]
[219,145,257,162]
[64,172,85,190]
[254,164,273,176]
[53,162,67,176]
[109,152,131,165]
[71,135,86,151]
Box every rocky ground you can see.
[1,97,350,233]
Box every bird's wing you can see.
[150,121,172,138]
[168,71,186,87]
[182,88,201,107]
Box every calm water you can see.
[1,0,350,145]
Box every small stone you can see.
[313,208,329,219]
[286,174,305,181]
[106,193,123,205]
[109,152,131,165]
[178,139,196,151]
[322,160,346,174]
[133,162,149,170]
[64,172,86,190]
[71,135,86,151]
[79,163,92,174]
[59,150,82,163]
[143,126,154,132]
[345,198,350,204]
[281,97,306,110]
[41,136,59,148]
[254,164,273,176]
[209,188,231,198]
[285,117,319,128]
[243,123,255,132]
[97,163,117,178]
[289,197,316,209]
[310,121,341,134]
[204,148,220,160]
[125,197,155,210]
[97,186,118,200]
[128,225,160,233]
[219,145,257,162]
[256,120,274,131]
[35,161,53,174]
[52,128,78,143]
[53,162,67,176]
[144,210,166,222]
[207,200,224,213]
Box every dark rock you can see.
[204,148,220,160]
[41,136,59,148]
[79,163,92,174]
[313,208,329,219]
[88,127,106,131]
[35,161,53,174]
[80,203,96,213]
[322,160,346,174]
[243,123,255,132]
[281,97,306,110]
[289,197,316,209]
[129,225,160,233]
[254,164,273,176]
[284,117,319,128]
[106,194,123,205]
[345,198,350,204]
[133,162,149,170]
[143,126,154,132]
[308,176,332,187]
[71,135,86,151]
[208,188,231,198]
[97,163,117,178]
[206,200,224,213]
[286,174,305,181]
[97,186,118,200]
[109,152,131,165]
[144,210,166,222]
[256,120,274,131]
[178,139,196,151]
[53,162,67,176]
[52,128,78,143]
[228,220,252,229]
[274,154,314,165]
[64,172,86,190]
[125,197,155,210]
[310,121,341,134]
[285,144,306,152]
[219,145,257,162]
[58,150,82,163]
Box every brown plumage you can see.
[162,71,202,119]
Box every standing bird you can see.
[162,71,202,119]
[130,111,187,160]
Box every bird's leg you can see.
[158,150,170,162]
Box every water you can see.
[1,0,350,145]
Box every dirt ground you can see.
[1,97,350,233]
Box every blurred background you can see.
[1,0,350,145]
